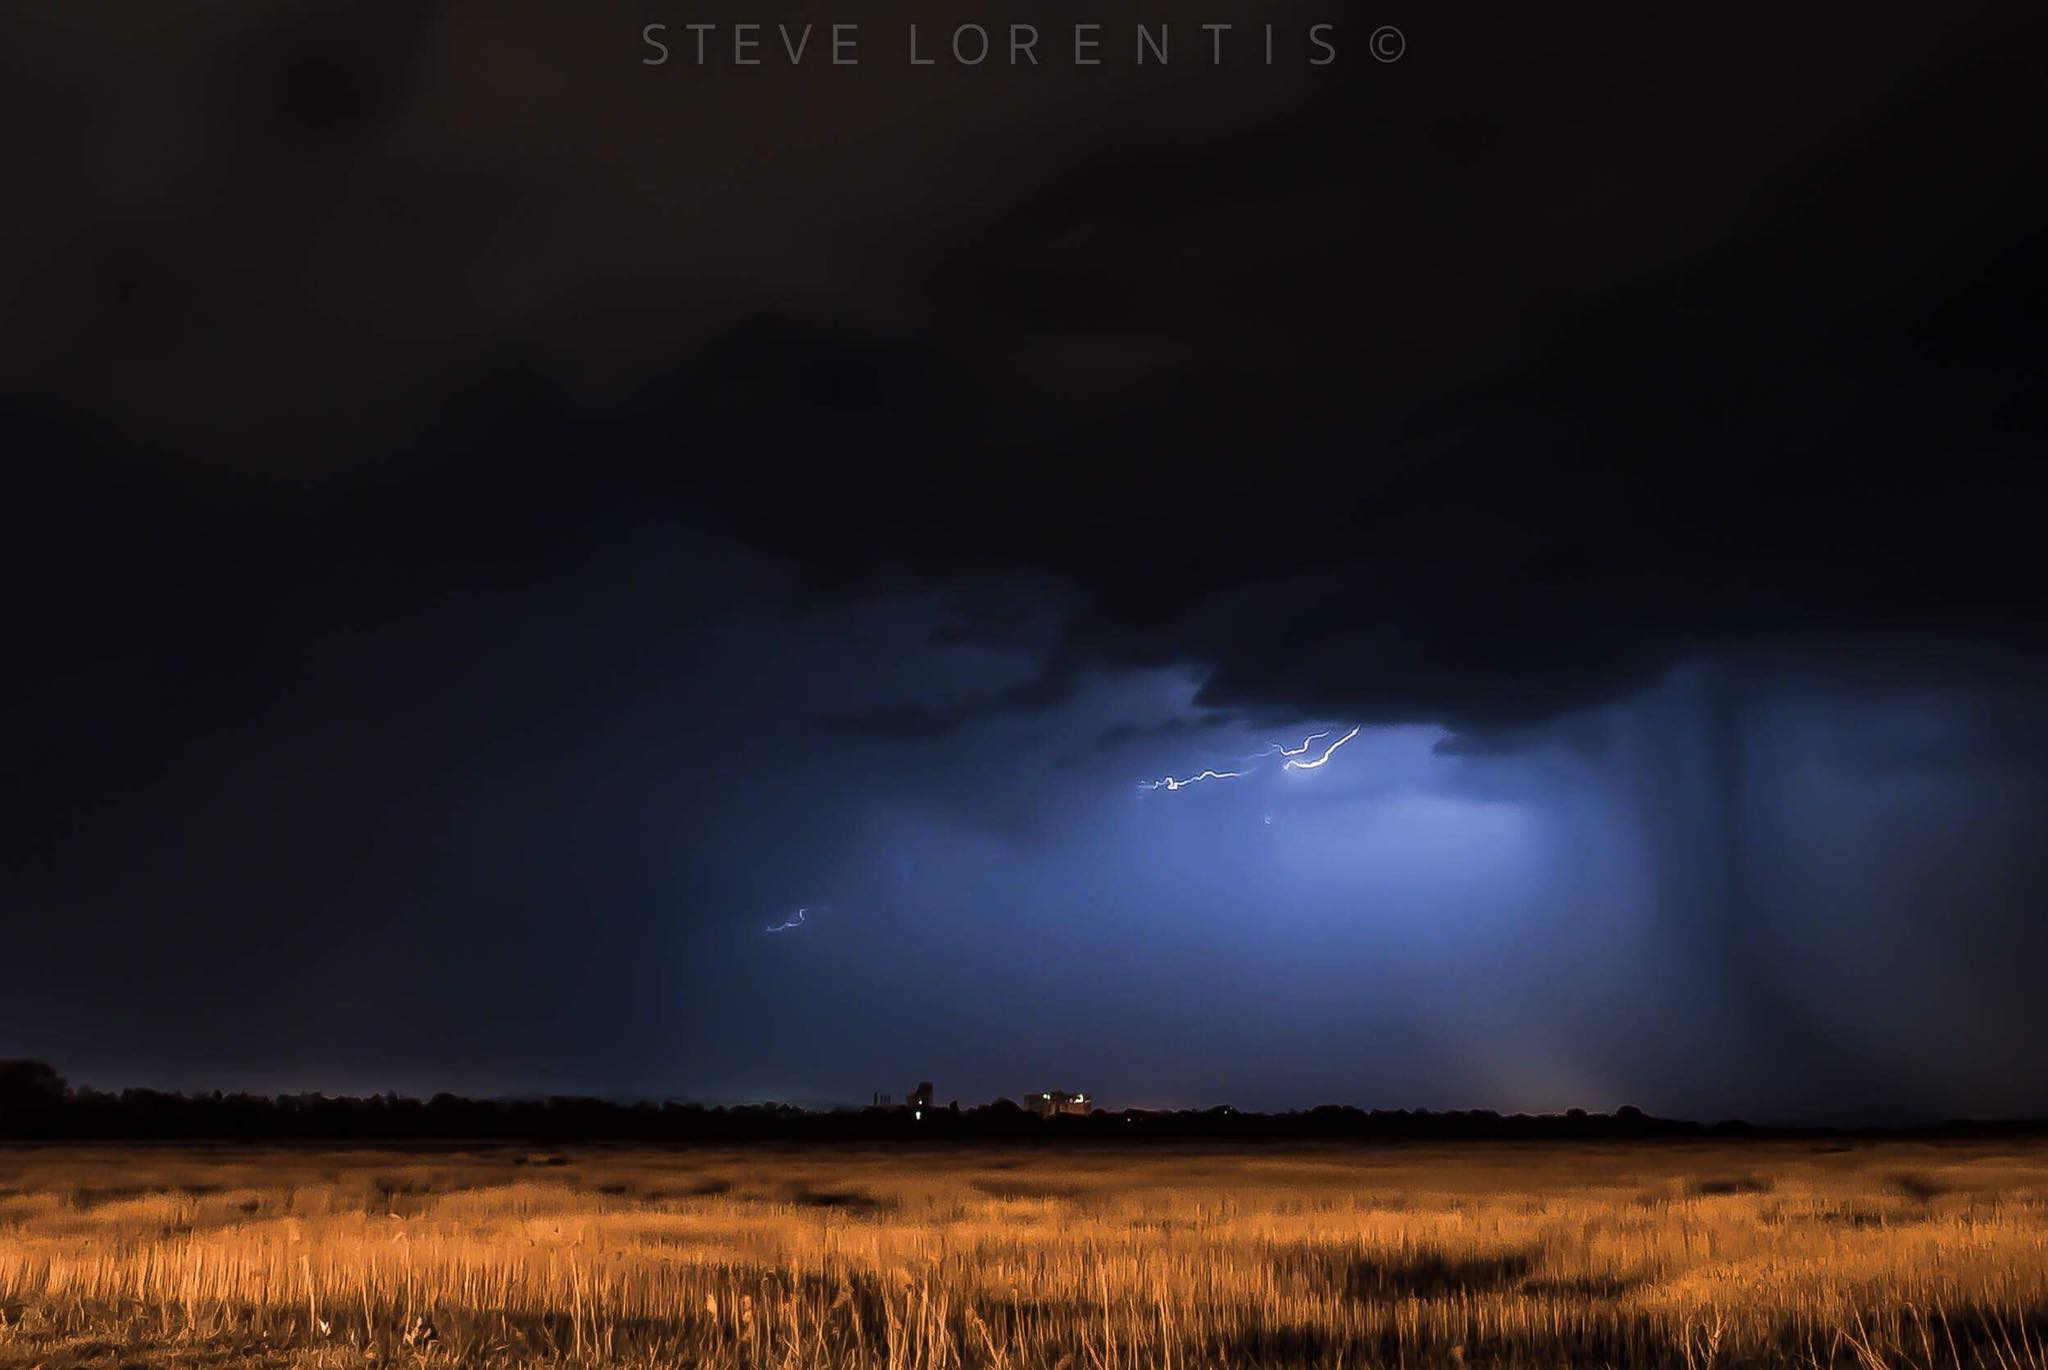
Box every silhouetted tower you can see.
[907,1081,934,1120]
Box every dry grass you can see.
[2,1140,2046,1366]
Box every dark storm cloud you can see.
[1096,715,1235,751]
[826,704,976,742]
[980,37,2048,736]
[825,663,1084,739]
[12,2,2041,736]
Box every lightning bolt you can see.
[766,906,812,933]
[1143,725,1360,794]
[1140,769,1245,792]
[1283,725,1361,770]
[1256,730,1331,759]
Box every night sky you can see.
[9,3,2048,1123]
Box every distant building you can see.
[907,1081,934,1120]
[1027,1089,1091,1117]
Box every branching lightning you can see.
[1143,725,1363,796]
[1283,725,1361,770]
[1257,731,1331,758]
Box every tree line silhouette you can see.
[2,1061,2035,1143]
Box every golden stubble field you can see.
[1,1140,2045,1367]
